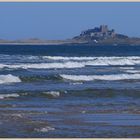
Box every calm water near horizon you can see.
[0,44,140,137]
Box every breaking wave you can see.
[125,70,140,74]
[120,67,135,70]
[0,62,85,69]
[45,56,140,66]
[0,74,21,84]
[1,56,140,70]
[43,91,60,97]
[44,56,140,61]
[43,56,96,60]
[0,93,20,99]
[0,91,61,100]
[60,73,140,81]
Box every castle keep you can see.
[78,25,116,41]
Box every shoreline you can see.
[0,43,139,46]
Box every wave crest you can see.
[0,93,20,99]
[1,56,140,70]
[60,74,140,81]
[0,74,21,84]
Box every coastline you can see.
[0,25,140,46]
[0,38,140,46]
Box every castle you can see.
[79,25,116,40]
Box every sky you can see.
[0,2,140,40]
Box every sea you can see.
[0,44,140,138]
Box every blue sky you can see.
[0,2,140,40]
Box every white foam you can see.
[43,91,60,97]
[60,73,140,81]
[70,82,83,85]
[44,56,140,61]
[125,70,140,74]
[0,93,20,99]
[1,56,140,70]
[86,57,140,66]
[11,113,23,118]
[0,62,85,69]
[120,67,135,70]
[0,74,21,84]
[43,56,95,60]
[35,126,55,133]
[57,56,140,66]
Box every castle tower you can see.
[100,25,108,33]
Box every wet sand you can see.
[0,92,140,138]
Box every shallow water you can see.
[0,44,140,137]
